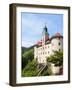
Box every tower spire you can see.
[42,24,49,45]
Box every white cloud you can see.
[22,40,36,47]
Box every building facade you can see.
[34,25,63,65]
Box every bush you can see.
[47,51,63,66]
[22,60,38,77]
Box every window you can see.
[59,37,60,40]
[52,50,54,52]
[59,49,60,51]
[43,47,44,49]
[48,51,49,54]
[52,43,54,46]
[58,42,60,45]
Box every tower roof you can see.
[55,32,61,36]
[42,25,49,39]
[50,32,63,40]
[43,25,49,34]
[37,40,42,46]
[44,25,47,32]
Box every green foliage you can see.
[22,60,38,77]
[47,67,53,75]
[22,49,34,69]
[22,49,34,61]
[40,68,49,76]
[22,46,63,77]
[22,46,39,77]
[47,51,63,66]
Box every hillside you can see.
[22,45,35,70]
[22,45,38,77]
[21,45,49,77]
[22,45,36,53]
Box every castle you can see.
[34,25,63,65]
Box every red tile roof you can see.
[55,32,61,36]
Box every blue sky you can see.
[21,12,63,47]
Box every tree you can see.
[47,51,63,66]
[22,49,34,69]
[22,60,38,77]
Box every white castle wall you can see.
[34,37,63,64]
[34,43,52,64]
[50,63,60,75]
[45,44,52,57]
[34,47,38,59]
[51,38,63,55]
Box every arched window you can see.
[43,52,44,54]
[58,42,60,45]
